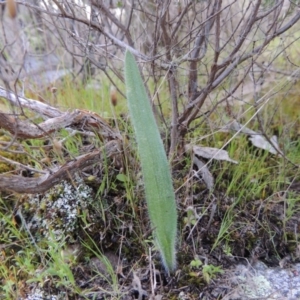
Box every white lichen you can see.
[23,288,58,300]
[26,175,94,241]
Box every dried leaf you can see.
[193,156,214,191]
[221,120,282,155]
[187,145,238,164]
[132,272,148,300]
[221,120,256,135]
[248,134,280,155]
[149,295,163,300]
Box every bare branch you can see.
[91,0,134,47]
[0,110,81,139]
[0,140,121,193]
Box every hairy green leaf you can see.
[124,51,177,272]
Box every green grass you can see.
[50,75,128,117]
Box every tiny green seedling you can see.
[190,258,202,268]
[202,264,224,284]
[189,258,224,284]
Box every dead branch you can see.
[159,2,179,156]
[0,87,61,118]
[0,140,121,194]
[0,85,123,194]
[0,87,122,140]
[179,2,300,133]
[91,0,134,47]
[0,110,81,139]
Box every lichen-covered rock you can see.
[22,288,58,300]
[217,261,300,300]
[24,175,94,241]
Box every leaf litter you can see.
[221,120,282,155]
